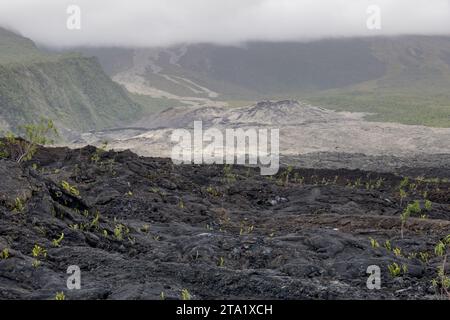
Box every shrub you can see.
[2,118,58,163]
[400,201,421,238]
[433,235,450,297]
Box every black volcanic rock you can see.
[0,145,449,300]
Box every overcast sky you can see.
[1,0,450,48]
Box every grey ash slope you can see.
[0,144,449,299]
[90,100,450,167]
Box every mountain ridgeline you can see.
[0,28,141,136]
[83,37,450,127]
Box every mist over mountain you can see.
[2,0,450,47]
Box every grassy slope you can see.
[304,37,450,127]
[129,93,187,115]
[0,28,142,133]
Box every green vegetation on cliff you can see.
[0,28,141,134]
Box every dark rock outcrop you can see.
[0,145,449,299]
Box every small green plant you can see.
[0,141,9,158]
[55,292,66,300]
[160,292,165,300]
[31,244,46,268]
[388,262,407,278]
[393,247,402,257]
[51,233,64,247]
[369,237,380,248]
[400,200,422,238]
[128,236,136,245]
[114,224,124,241]
[206,186,220,197]
[398,189,407,206]
[32,244,47,259]
[218,257,225,267]
[375,178,384,189]
[399,177,409,189]
[384,240,392,251]
[90,211,100,230]
[283,165,294,185]
[141,224,150,233]
[435,241,446,257]
[424,199,432,211]
[388,263,401,277]
[353,177,362,188]
[239,223,254,235]
[0,248,9,259]
[419,252,429,263]
[293,173,305,184]
[61,181,80,197]
[223,165,236,183]
[407,252,417,259]
[181,289,191,300]
[12,197,25,213]
[409,200,421,214]
[433,236,450,297]
[402,264,408,274]
[91,141,108,164]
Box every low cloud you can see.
[1,0,450,48]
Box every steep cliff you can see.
[0,28,141,134]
